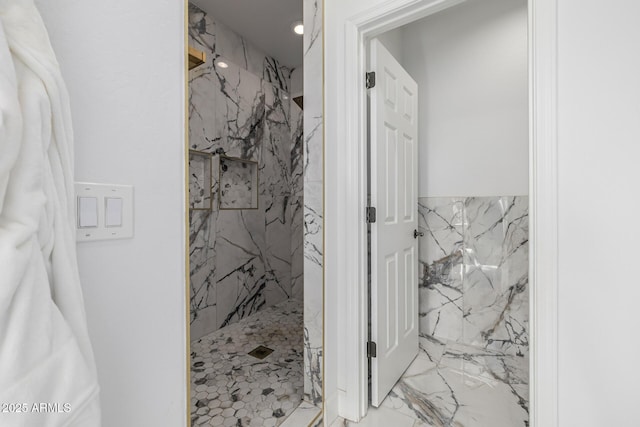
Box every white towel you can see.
[0,0,101,426]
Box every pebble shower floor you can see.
[190,299,304,426]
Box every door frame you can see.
[327,0,559,424]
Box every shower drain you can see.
[248,345,274,360]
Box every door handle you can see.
[414,229,424,239]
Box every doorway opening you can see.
[364,1,530,424]
[186,1,311,425]
[324,0,559,422]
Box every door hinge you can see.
[366,71,376,89]
[367,341,377,358]
[366,206,377,223]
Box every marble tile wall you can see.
[303,0,324,406]
[290,98,304,301]
[188,5,292,93]
[188,3,304,341]
[419,196,529,357]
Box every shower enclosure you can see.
[188,4,305,426]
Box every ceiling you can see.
[192,0,303,69]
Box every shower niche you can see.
[218,156,259,210]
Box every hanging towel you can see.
[0,0,101,426]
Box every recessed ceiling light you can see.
[217,60,229,68]
[292,21,303,35]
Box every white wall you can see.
[557,0,640,425]
[400,0,528,197]
[35,1,187,426]
[376,28,404,65]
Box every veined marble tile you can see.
[189,152,213,210]
[418,334,447,365]
[290,98,305,302]
[462,273,528,357]
[303,181,323,404]
[303,181,323,271]
[382,369,457,425]
[462,196,529,357]
[290,100,304,200]
[303,195,323,404]
[335,406,417,427]
[215,18,260,77]
[263,56,292,94]
[303,0,324,407]
[303,0,322,70]
[264,194,293,305]
[438,341,528,386]
[219,156,259,209]
[189,0,319,411]
[303,273,322,403]
[190,305,217,344]
[381,339,528,427]
[190,209,218,341]
[290,196,304,301]
[419,283,463,342]
[303,0,323,183]
[262,81,292,197]
[213,60,265,161]
[437,364,528,426]
[191,300,303,427]
[303,114,323,183]
[188,4,216,57]
[418,196,529,358]
[280,401,321,427]
[189,21,303,341]
[419,198,465,261]
[489,197,529,357]
[189,62,218,152]
[215,208,267,329]
[418,199,465,342]
[303,329,322,406]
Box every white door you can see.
[369,38,419,407]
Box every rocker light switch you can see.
[78,197,98,228]
[75,182,134,242]
[105,197,123,227]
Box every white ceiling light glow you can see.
[292,22,303,35]
[217,61,229,68]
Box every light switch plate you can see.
[75,182,134,242]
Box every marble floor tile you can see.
[379,338,528,427]
[331,406,417,427]
[191,299,304,426]
[279,401,321,427]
